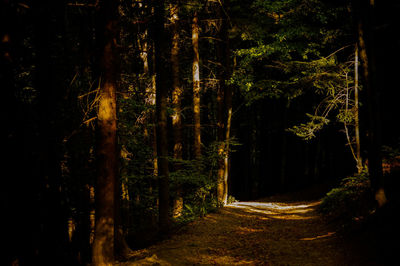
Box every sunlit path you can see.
[122,198,372,266]
[228,201,319,219]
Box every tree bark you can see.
[92,0,119,264]
[352,0,386,206]
[170,1,184,218]
[354,44,362,173]
[192,12,202,159]
[216,0,231,205]
[154,0,170,234]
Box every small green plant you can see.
[227,195,237,204]
[319,170,374,223]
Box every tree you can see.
[351,0,386,206]
[354,44,362,173]
[92,0,119,264]
[216,0,232,205]
[192,11,202,159]
[154,0,170,233]
[170,1,184,217]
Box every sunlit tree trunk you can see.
[170,2,184,217]
[354,44,362,173]
[92,0,118,264]
[154,0,170,233]
[223,74,232,205]
[192,12,201,159]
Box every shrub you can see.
[319,170,374,223]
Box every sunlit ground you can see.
[227,200,320,220]
[124,199,350,266]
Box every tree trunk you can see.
[192,12,202,159]
[92,0,119,264]
[216,0,231,205]
[170,2,184,218]
[139,9,158,226]
[223,81,232,205]
[154,0,170,234]
[354,44,362,173]
[352,0,386,206]
[216,10,226,204]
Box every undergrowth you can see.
[319,170,375,225]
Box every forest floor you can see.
[120,190,383,265]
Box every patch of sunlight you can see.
[127,254,172,265]
[227,201,318,220]
[223,210,270,220]
[268,214,314,220]
[236,226,264,235]
[203,215,218,223]
[300,231,336,241]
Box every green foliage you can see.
[287,48,358,142]
[227,195,237,204]
[319,170,374,222]
[287,114,329,140]
[336,109,354,124]
[229,0,352,106]
[170,158,217,223]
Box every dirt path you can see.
[121,198,376,265]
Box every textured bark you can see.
[223,76,232,205]
[354,44,362,173]
[353,0,385,206]
[92,0,118,264]
[216,14,225,204]
[192,12,201,159]
[216,1,231,205]
[170,2,184,217]
[139,18,158,226]
[154,0,170,233]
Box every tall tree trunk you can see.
[134,3,160,228]
[170,2,184,217]
[216,87,225,204]
[352,0,386,206]
[216,0,231,205]
[92,0,119,264]
[354,44,362,173]
[223,80,232,205]
[216,12,225,204]
[139,5,158,226]
[192,12,201,159]
[154,0,170,234]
